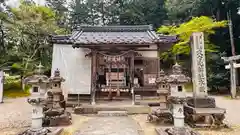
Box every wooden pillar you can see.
[157,44,160,78]
[230,61,237,98]
[130,51,135,105]
[91,50,97,105]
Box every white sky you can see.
[6,0,46,7]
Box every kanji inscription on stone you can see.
[178,108,183,114]
[191,32,208,97]
[33,108,38,114]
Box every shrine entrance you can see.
[95,50,135,100]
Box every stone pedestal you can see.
[184,97,226,127]
[32,104,44,129]
[155,96,200,135]
[23,98,50,135]
[186,97,216,108]
[172,103,184,128]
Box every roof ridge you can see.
[76,25,153,32]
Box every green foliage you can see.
[3,90,30,98]
[3,75,30,98]
[3,75,22,91]
[207,52,230,91]
[69,0,166,28]
[157,16,227,59]
[0,1,66,75]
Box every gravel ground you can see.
[0,98,31,135]
[1,95,240,135]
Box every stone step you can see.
[67,96,131,102]
[74,105,150,114]
[97,111,128,117]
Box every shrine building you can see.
[50,25,178,103]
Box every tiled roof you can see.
[50,25,178,45]
[50,35,73,44]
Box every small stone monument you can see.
[21,63,50,134]
[156,63,199,135]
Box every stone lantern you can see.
[155,69,170,109]
[44,69,71,127]
[166,63,191,97]
[48,69,65,109]
[156,63,199,135]
[166,63,190,127]
[23,64,50,134]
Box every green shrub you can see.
[3,90,30,98]
[4,76,22,91]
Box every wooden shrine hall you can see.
[50,25,178,104]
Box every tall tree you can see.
[158,16,227,59]
[4,1,65,73]
[69,0,167,28]
[45,0,68,30]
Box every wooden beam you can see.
[72,44,151,48]
[91,49,159,51]
[222,55,240,62]
[225,63,240,69]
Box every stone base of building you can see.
[155,127,200,135]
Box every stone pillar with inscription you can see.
[189,32,217,108]
[191,32,208,97]
[183,32,226,128]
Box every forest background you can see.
[1,0,240,96]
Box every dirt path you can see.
[213,95,240,126]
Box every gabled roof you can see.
[50,25,178,46]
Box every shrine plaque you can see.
[191,32,208,97]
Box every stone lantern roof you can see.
[165,63,191,84]
[155,69,168,84]
[24,64,49,85]
[49,69,65,83]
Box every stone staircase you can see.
[67,94,163,107]
[66,94,132,107]
[66,94,91,107]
